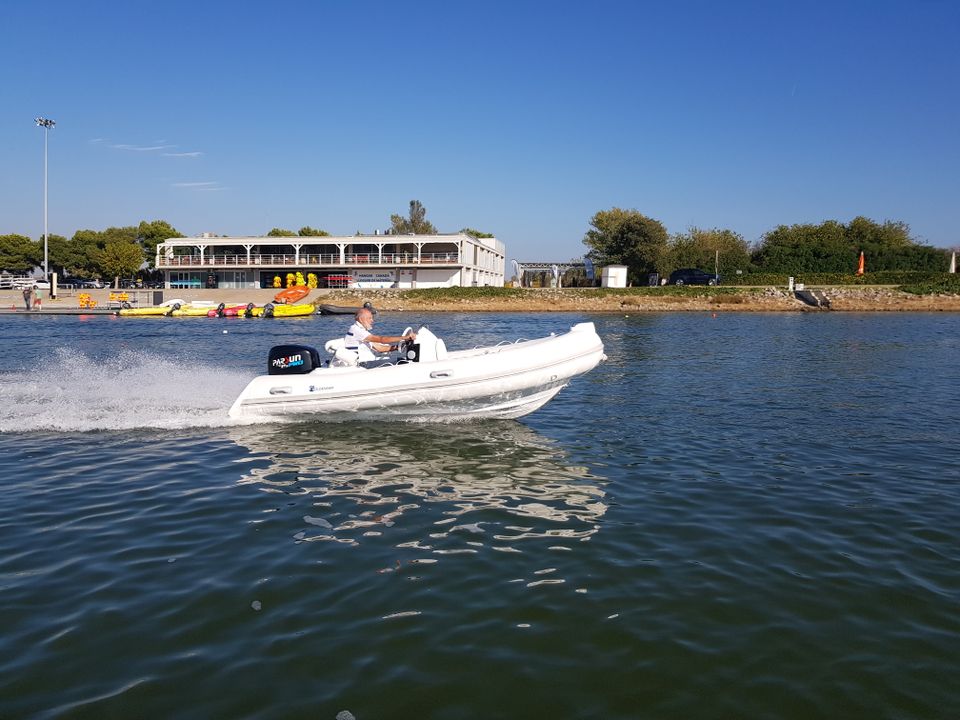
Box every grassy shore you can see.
[4,285,960,313]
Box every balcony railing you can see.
[157,252,461,267]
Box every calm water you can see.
[1,311,958,719]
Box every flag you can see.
[856,251,865,276]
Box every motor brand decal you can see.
[272,353,303,369]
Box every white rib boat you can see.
[228,321,605,421]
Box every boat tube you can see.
[317,301,377,316]
[249,302,315,318]
[228,321,605,422]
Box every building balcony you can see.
[157,252,463,268]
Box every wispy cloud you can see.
[111,143,175,152]
[172,181,224,191]
[93,138,202,156]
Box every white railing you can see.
[157,252,461,267]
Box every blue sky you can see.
[2,0,958,261]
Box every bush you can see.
[899,275,960,295]
[723,271,949,286]
[400,287,528,301]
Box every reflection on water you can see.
[230,421,607,548]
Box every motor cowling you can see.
[268,344,322,375]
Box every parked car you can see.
[15,279,51,290]
[668,268,720,286]
[79,280,104,289]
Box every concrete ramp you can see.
[795,289,831,309]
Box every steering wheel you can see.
[398,326,415,354]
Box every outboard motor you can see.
[268,344,322,375]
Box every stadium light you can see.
[35,117,56,278]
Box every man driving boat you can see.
[344,306,416,362]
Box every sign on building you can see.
[350,271,396,289]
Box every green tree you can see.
[390,200,437,235]
[583,208,669,284]
[752,217,944,273]
[267,228,298,237]
[43,235,81,278]
[99,226,139,245]
[752,221,850,272]
[0,234,39,272]
[298,226,330,236]
[69,229,108,278]
[667,228,751,276]
[137,220,183,266]
[98,241,144,284]
[460,227,494,238]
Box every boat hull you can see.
[317,304,363,315]
[228,322,604,422]
[274,285,310,304]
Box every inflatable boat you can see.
[274,285,310,304]
[228,321,605,421]
[117,306,171,316]
[317,301,377,316]
[249,303,315,318]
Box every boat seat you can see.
[331,346,359,367]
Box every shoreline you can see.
[2,286,959,313]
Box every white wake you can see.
[0,347,255,433]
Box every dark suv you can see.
[668,268,720,286]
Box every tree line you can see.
[1,200,492,281]
[583,208,953,285]
[0,220,182,282]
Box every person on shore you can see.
[22,285,33,311]
[344,306,415,362]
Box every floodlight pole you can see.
[35,117,56,278]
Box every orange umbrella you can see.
[856,251,865,276]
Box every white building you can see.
[154,232,505,290]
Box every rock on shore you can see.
[319,287,960,313]
[3,286,959,313]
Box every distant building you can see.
[154,232,505,289]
